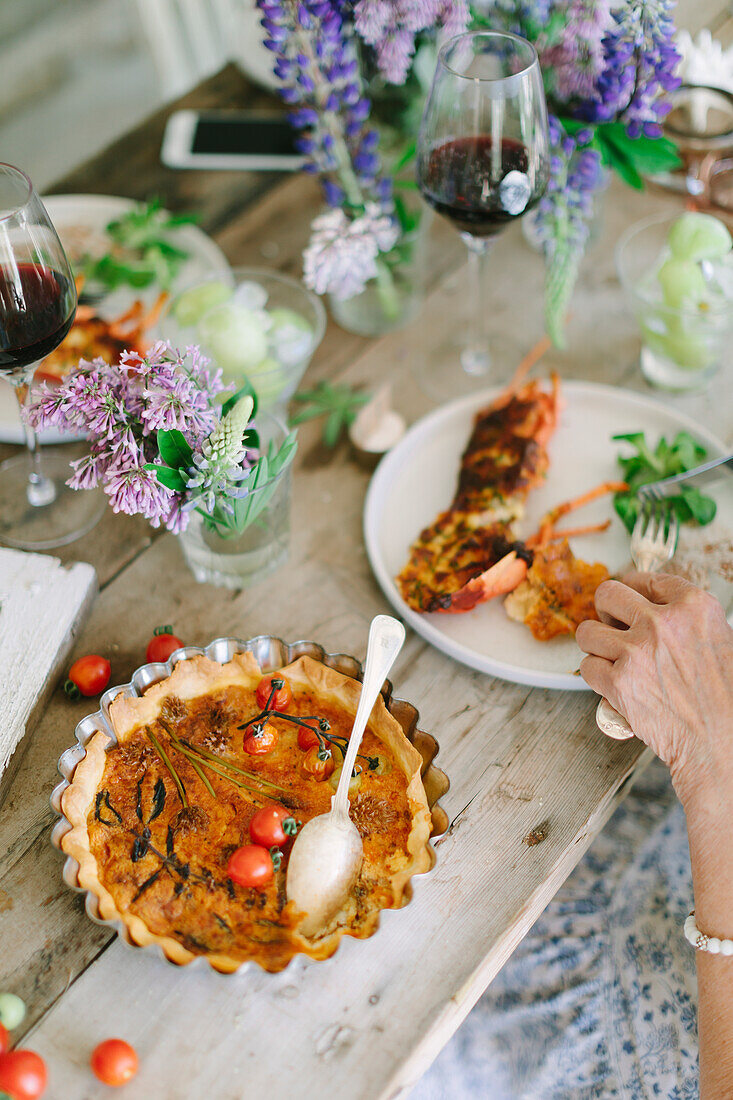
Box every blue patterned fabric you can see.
[416,761,699,1099]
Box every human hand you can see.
[577,572,733,815]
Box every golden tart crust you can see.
[60,653,432,972]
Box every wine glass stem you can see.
[461,235,494,376]
[12,375,56,508]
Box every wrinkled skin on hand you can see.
[577,572,733,816]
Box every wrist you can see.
[684,800,733,940]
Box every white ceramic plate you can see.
[364,381,731,690]
[0,195,231,444]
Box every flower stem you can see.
[374,258,402,321]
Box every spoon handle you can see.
[332,614,406,818]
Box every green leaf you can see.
[680,486,716,526]
[323,409,344,448]
[596,130,644,190]
[157,429,193,472]
[613,493,640,535]
[290,382,370,446]
[145,463,187,492]
[268,431,298,477]
[391,138,417,174]
[594,124,681,190]
[392,179,419,191]
[222,380,258,419]
[242,427,260,453]
[394,195,420,235]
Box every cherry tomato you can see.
[146,631,183,664]
[64,655,111,699]
[227,845,274,888]
[0,1024,8,1055]
[0,1050,47,1099]
[249,805,298,848]
[255,675,292,713]
[243,722,279,756]
[90,1038,138,1087]
[300,745,335,782]
[297,726,320,751]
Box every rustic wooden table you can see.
[1,5,732,1096]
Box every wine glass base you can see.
[412,331,518,404]
[0,450,106,550]
[460,347,492,376]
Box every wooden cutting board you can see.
[0,549,97,808]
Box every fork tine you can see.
[664,510,679,557]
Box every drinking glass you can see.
[417,31,550,378]
[0,164,103,549]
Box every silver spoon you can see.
[286,614,406,937]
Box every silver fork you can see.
[595,499,679,740]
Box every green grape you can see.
[268,307,312,334]
[668,212,732,263]
[197,304,269,372]
[0,992,26,1030]
[172,280,232,327]
[657,258,706,310]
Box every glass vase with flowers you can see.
[26,341,297,589]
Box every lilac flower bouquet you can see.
[259,0,682,342]
[26,342,298,539]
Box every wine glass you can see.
[0,164,104,549]
[417,31,550,380]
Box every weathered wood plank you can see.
[0,551,96,804]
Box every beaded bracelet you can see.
[684,911,733,955]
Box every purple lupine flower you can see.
[578,0,681,134]
[257,0,393,209]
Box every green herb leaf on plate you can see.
[612,430,717,534]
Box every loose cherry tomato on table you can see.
[64,655,111,699]
[249,805,298,848]
[255,675,292,713]
[227,845,274,888]
[300,745,335,782]
[0,1024,8,1055]
[243,722,279,756]
[90,1038,138,1087]
[145,627,184,664]
[0,1050,47,1099]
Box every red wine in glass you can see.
[0,263,75,376]
[420,136,539,237]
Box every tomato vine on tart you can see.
[60,653,432,972]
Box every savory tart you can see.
[60,653,433,973]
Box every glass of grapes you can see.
[0,164,104,549]
[417,31,550,381]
